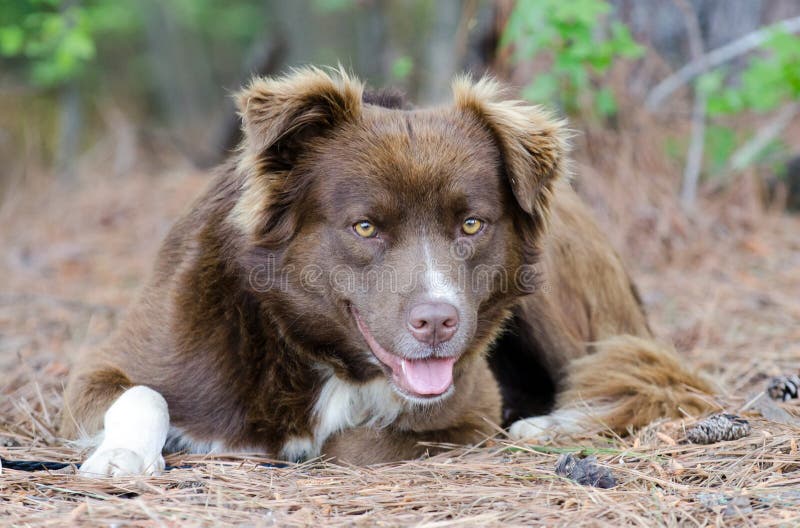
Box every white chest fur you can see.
[280,368,403,461]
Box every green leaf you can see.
[312,0,355,14]
[522,74,559,103]
[0,25,24,56]
[595,87,617,116]
[705,125,737,174]
[390,55,413,80]
[766,30,800,61]
[610,21,643,58]
[502,0,641,117]
[696,71,724,96]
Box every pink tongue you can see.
[399,357,456,396]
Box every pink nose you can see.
[407,302,459,346]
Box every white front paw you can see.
[509,408,590,443]
[80,447,165,477]
[78,385,170,478]
[509,416,556,443]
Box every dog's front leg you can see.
[508,336,714,443]
[79,386,169,477]
[323,424,493,465]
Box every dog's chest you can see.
[279,370,403,462]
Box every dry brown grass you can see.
[2,115,799,526]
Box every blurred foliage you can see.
[0,0,95,86]
[0,0,441,173]
[703,125,738,174]
[501,0,642,117]
[390,55,413,80]
[3,0,798,186]
[695,30,800,172]
[312,0,356,14]
[700,31,800,116]
[0,0,267,88]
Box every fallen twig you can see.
[674,0,706,209]
[729,102,800,171]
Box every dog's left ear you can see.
[452,76,569,231]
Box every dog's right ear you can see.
[236,67,363,171]
[232,68,363,242]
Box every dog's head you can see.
[233,68,568,402]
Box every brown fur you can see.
[559,336,713,432]
[61,68,714,464]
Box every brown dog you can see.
[61,68,713,475]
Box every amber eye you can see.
[461,217,483,235]
[354,220,377,238]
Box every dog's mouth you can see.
[351,307,456,399]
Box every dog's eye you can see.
[461,218,483,235]
[353,220,377,238]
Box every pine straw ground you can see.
[1,159,799,527]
